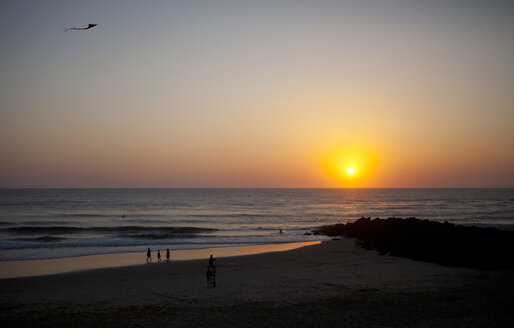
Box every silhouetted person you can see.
[209,254,215,268]
[146,248,152,262]
[206,265,216,287]
[279,229,283,234]
[166,248,170,261]
[157,250,161,262]
[210,266,216,288]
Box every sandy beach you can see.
[0,241,321,279]
[1,239,513,327]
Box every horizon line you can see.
[1,187,513,190]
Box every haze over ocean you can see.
[1,188,512,261]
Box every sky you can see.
[0,0,513,188]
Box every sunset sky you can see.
[1,0,513,188]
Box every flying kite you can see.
[63,24,97,32]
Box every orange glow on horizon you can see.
[322,146,379,187]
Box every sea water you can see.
[0,188,513,260]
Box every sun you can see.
[321,145,379,187]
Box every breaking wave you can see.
[3,226,217,235]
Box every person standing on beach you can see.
[206,265,216,287]
[146,248,152,263]
[210,265,216,288]
[209,254,215,268]
[206,267,211,287]
[166,248,170,261]
[157,250,161,262]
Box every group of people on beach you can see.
[145,248,217,288]
[146,248,170,263]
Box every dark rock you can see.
[318,217,514,270]
[304,232,312,235]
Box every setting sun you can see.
[322,145,379,187]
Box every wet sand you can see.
[1,239,513,327]
[0,241,320,279]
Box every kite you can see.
[63,24,97,32]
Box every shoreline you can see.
[0,241,320,279]
[2,221,512,280]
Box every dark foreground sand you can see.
[1,239,513,327]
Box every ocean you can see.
[0,188,513,261]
